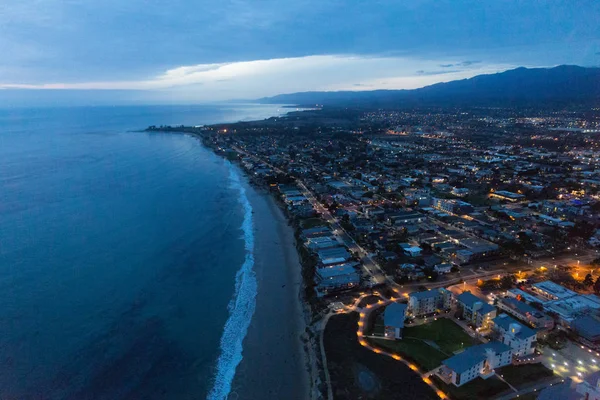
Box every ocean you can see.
[0,104,290,399]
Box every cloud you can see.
[417,69,461,75]
[1,55,514,97]
[439,60,481,68]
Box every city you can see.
[155,104,600,399]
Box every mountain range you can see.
[258,65,600,107]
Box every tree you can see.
[571,221,596,240]
[584,273,594,287]
[500,275,516,290]
[593,277,600,294]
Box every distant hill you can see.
[258,65,600,107]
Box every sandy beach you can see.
[229,179,310,400]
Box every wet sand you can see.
[229,181,309,400]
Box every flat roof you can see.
[500,297,545,318]
[572,315,600,340]
[493,190,525,199]
[533,281,577,299]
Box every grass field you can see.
[404,319,479,354]
[369,318,479,371]
[370,337,447,371]
[497,363,554,389]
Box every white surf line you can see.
[207,164,257,400]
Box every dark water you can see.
[0,104,283,399]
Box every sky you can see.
[0,0,599,105]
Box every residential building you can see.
[408,288,452,317]
[433,198,474,214]
[451,187,470,197]
[489,190,525,202]
[492,314,537,357]
[316,262,360,292]
[316,246,352,266]
[384,303,407,339]
[399,243,422,257]
[434,263,453,274]
[457,291,497,328]
[439,342,512,387]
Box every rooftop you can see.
[443,342,511,374]
[572,315,600,340]
[492,314,536,339]
[532,281,577,300]
[384,303,408,328]
[457,291,496,314]
[409,290,440,301]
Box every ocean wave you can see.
[207,164,257,400]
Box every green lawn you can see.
[497,364,554,389]
[432,376,511,400]
[369,319,480,371]
[370,337,447,371]
[404,318,480,354]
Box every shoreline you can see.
[227,172,312,399]
[145,126,321,399]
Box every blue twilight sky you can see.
[0,0,599,104]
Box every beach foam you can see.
[207,165,257,400]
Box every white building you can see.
[408,288,453,317]
[440,342,512,387]
[457,291,497,329]
[531,280,577,301]
[492,314,537,357]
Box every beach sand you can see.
[229,181,310,400]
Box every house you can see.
[491,314,537,357]
[439,342,512,387]
[316,262,360,292]
[457,291,497,329]
[316,246,352,266]
[384,303,407,339]
[400,243,422,257]
[408,288,453,317]
[434,263,453,274]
